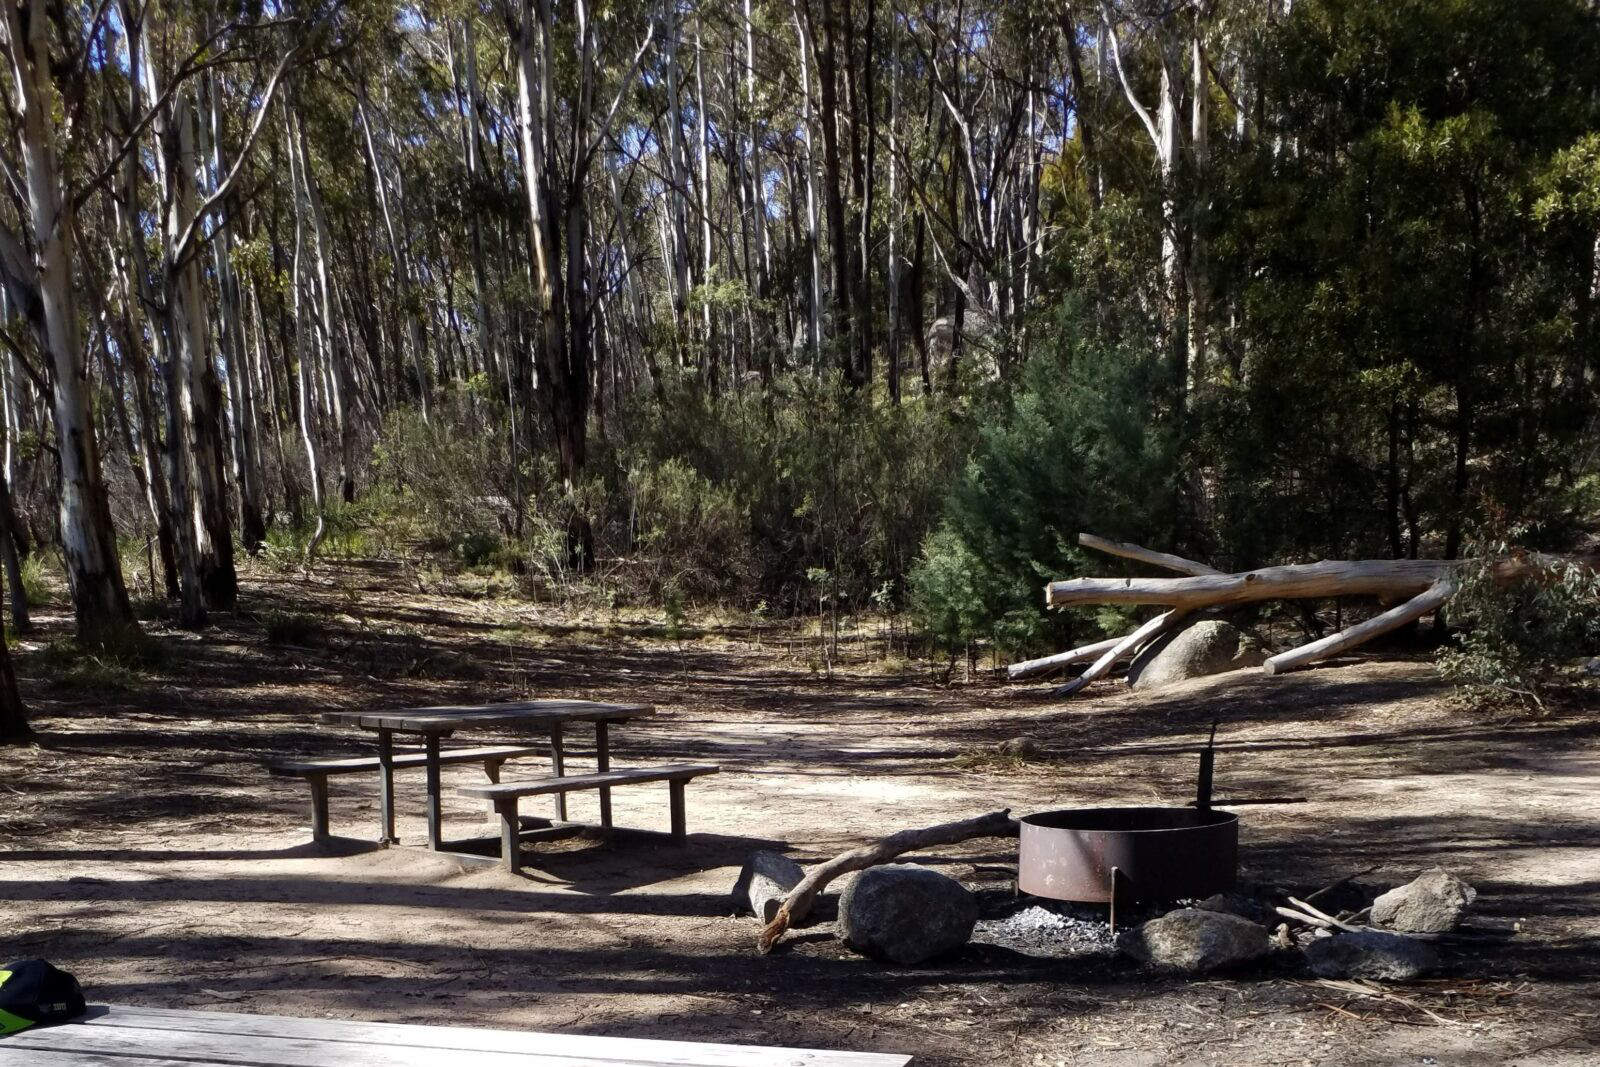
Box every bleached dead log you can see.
[1007,634,1122,680]
[1264,580,1456,675]
[756,808,1018,953]
[1007,535,1217,681]
[1050,609,1186,697]
[1077,532,1221,577]
[1046,559,1457,609]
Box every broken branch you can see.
[1077,532,1222,577]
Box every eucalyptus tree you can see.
[0,0,136,641]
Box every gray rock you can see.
[839,864,978,965]
[731,850,805,924]
[1118,908,1270,973]
[1197,891,1276,926]
[1371,868,1477,933]
[1304,931,1437,981]
[1128,621,1268,691]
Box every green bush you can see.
[260,610,323,647]
[1437,533,1600,710]
[909,309,1177,656]
[629,458,753,600]
[622,371,968,610]
[19,555,50,608]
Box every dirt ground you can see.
[3,560,1599,1066]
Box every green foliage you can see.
[37,628,172,692]
[1204,0,1600,563]
[259,610,323,647]
[1437,534,1600,710]
[621,371,969,610]
[19,555,51,609]
[629,458,754,600]
[909,309,1176,655]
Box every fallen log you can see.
[1077,533,1221,577]
[1050,610,1186,697]
[756,808,1018,953]
[1007,536,1216,681]
[1264,580,1456,675]
[1007,634,1123,680]
[1046,554,1581,610]
[1046,559,1456,609]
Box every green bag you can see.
[0,959,86,1036]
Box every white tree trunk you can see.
[0,0,134,640]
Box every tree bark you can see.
[0,0,136,642]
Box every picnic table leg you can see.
[496,798,522,874]
[308,774,331,844]
[669,779,687,843]
[424,732,443,851]
[378,728,398,844]
[481,759,504,821]
[550,722,568,821]
[596,721,613,828]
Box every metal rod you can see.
[1195,719,1219,812]
[1108,866,1120,935]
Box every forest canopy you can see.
[0,0,1597,672]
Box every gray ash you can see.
[972,904,1119,958]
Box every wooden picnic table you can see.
[3,1004,913,1066]
[322,699,653,851]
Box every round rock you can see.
[838,864,978,966]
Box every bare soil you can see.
[4,560,1599,1066]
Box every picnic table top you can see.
[322,699,656,734]
[0,1004,912,1067]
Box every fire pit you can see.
[1018,806,1239,904]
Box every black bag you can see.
[0,959,86,1036]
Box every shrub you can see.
[260,610,322,647]
[908,308,1177,657]
[19,555,50,608]
[1437,533,1600,710]
[629,458,754,600]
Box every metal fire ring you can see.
[1017,806,1239,904]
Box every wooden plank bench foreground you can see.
[460,763,721,872]
[0,1004,913,1066]
[268,744,545,842]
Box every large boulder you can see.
[838,864,978,965]
[1303,931,1437,981]
[1371,868,1477,933]
[1118,908,1270,973]
[1128,621,1267,691]
[731,850,805,924]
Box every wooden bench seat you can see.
[459,763,721,871]
[268,744,545,842]
[2,1003,913,1066]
